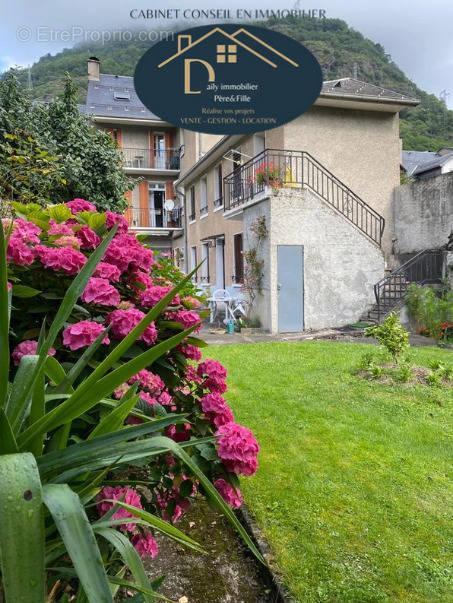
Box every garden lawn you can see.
[207,342,453,602]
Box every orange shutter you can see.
[116,129,122,148]
[139,181,149,227]
[165,132,173,169]
[165,181,174,199]
[124,190,133,226]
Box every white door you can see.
[154,134,165,168]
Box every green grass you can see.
[207,342,453,602]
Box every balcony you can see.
[122,148,180,172]
[127,207,183,234]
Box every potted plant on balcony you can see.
[252,162,282,193]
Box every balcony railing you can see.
[223,149,385,246]
[122,148,180,171]
[127,207,183,229]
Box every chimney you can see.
[178,35,192,53]
[87,56,100,81]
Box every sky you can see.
[1,0,452,108]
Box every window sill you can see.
[200,212,208,220]
[189,219,196,225]
[214,205,224,212]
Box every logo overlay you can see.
[134,24,323,135]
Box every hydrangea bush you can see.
[5,199,260,562]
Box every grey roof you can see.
[321,78,419,104]
[80,74,161,120]
[402,149,453,175]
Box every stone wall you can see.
[394,173,453,255]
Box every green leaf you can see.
[44,355,73,391]
[96,527,156,602]
[11,284,42,298]
[48,203,72,223]
[5,354,39,434]
[87,393,139,440]
[37,416,188,477]
[98,502,203,553]
[29,368,45,456]
[0,453,45,602]
[0,220,9,408]
[0,409,18,453]
[42,484,113,603]
[19,327,195,446]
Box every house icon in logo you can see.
[158,27,298,95]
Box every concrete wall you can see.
[394,173,453,255]
[244,188,385,333]
[282,106,401,260]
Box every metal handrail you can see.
[373,249,445,321]
[223,148,385,246]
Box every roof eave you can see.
[317,93,420,111]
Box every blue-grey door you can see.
[277,245,304,332]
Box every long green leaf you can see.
[87,390,139,441]
[28,367,45,456]
[0,220,9,408]
[123,436,265,564]
[0,453,45,602]
[5,354,39,434]
[0,409,18,453]
[37,416,188,477]
[50,437,216,483]
[96,527,155,602]
[98,501,203,552]
[42,483,113,603]
[48,567,171,601]
[19,327,195,447]
[44,355,74,392]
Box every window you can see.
[200,177,208,216]
[201,243,210,283]
[190,246,197,281]
[233,233,244,284]
[217,44,237,63]
[189,186,196,221]
[214,164,223,208]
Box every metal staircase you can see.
[361,249,446,323]
[223,149,386,246]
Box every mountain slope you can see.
[10,17,453,150]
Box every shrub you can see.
[1,200,262,600]
[407,284,453,343]
[396,363,412,383]
[365,314,409,362]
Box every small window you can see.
[189,186,196,221]
[201,243,210,283]
[214,164,223,208]
[113,91,131,101]
[190,246,198,281]
[200,177,208,215]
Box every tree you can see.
[0,72,132,212]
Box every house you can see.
[402,148,453,179]
[79,57,184,252]
[176,78,419,333]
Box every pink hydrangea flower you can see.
[7,237,36,266]
[12,219,42,244]
[214,478,242,509]
[106,309,157,345]
[75,225,101,250]
[200,393,234,427]
[48,220,73,236]
[131,532,158,559]
[185,365,203,385]
[166,310,201,333]
[93,262,121,282]
[182,296,201,309]
[197,359,227,394]
[216,423,260,476]
[12,340,55,366]
[114,383,130,399]
[105,211,129,234]
[97,486,142,532]
[128,369,164,394]
[66,199,97,214]
[80,277,120,306]
[166,423,191,442]
[36,245,87,274]
[62,321,110,351]
[54,235,81,248]
[138,285,179,308]
[104,234,153,273]
[128,269,153,291]
[177,344,202,362]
